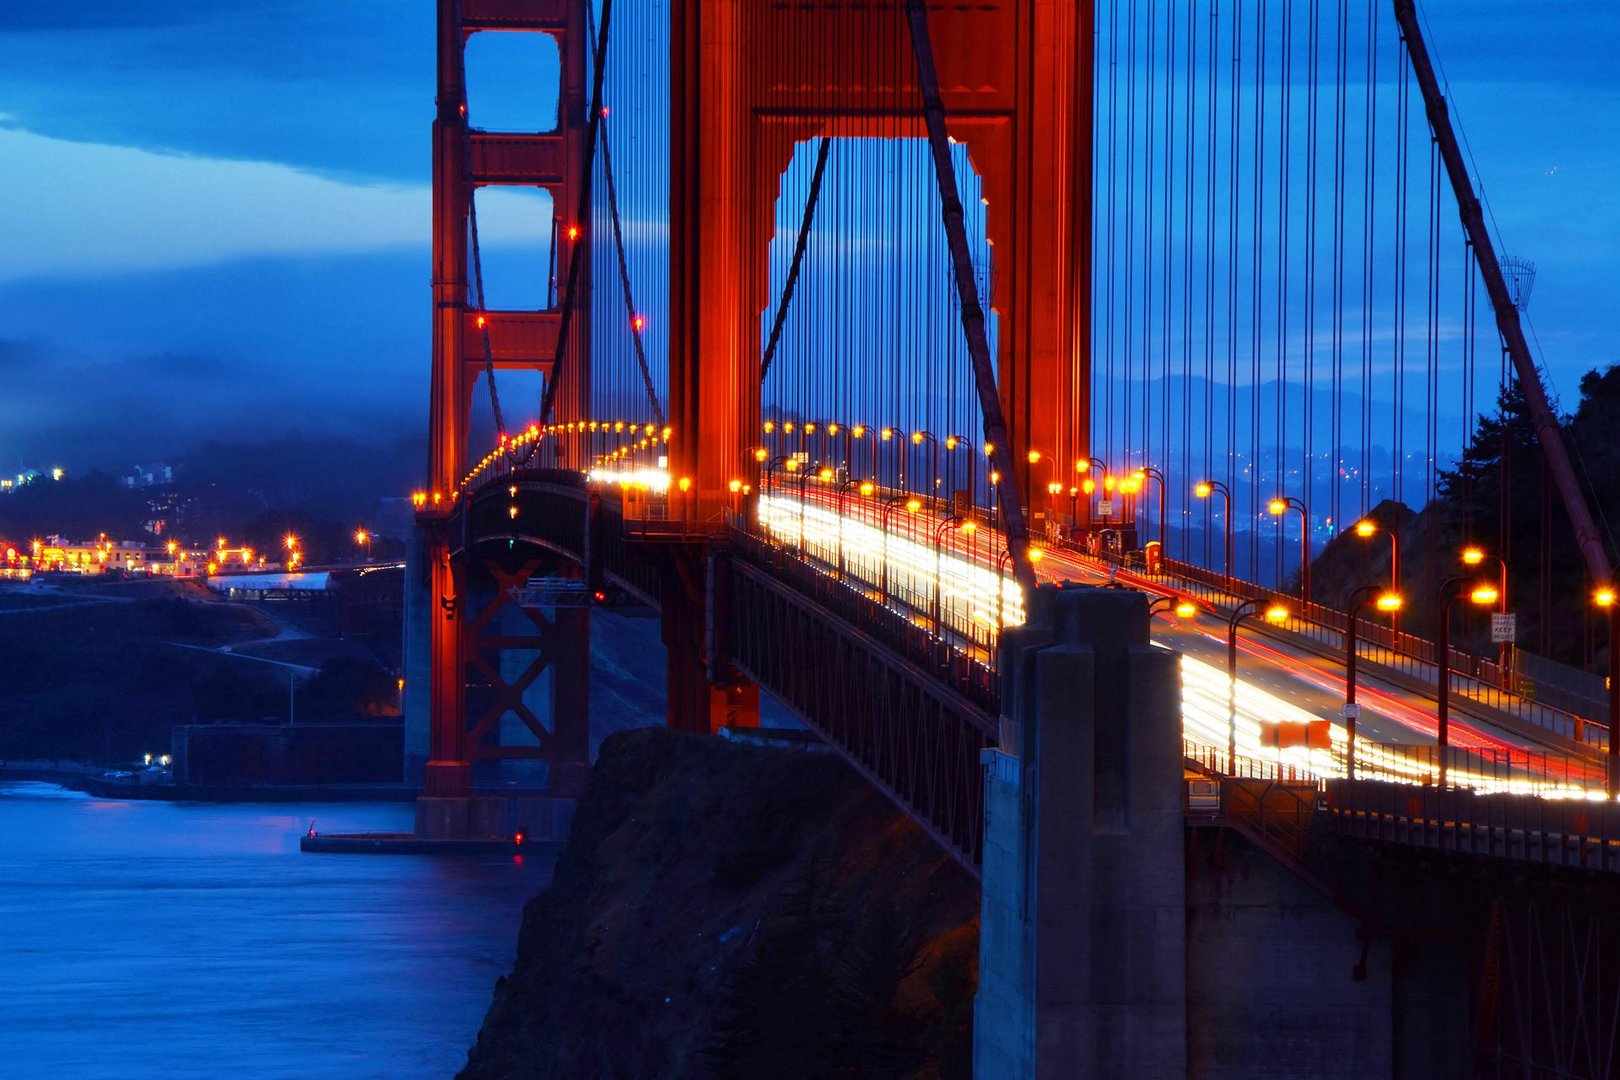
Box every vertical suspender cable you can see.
[904,0,1037,594]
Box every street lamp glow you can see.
[858,482,875,497]
[1595,587,1618,609]
[1354,520,1378,538]
[754,448,768,462]
[817,467,834,482]
[1470,585,1500,606]
[904,498,922,513]
[1461,546,1485,566]
[1267,499,1288,516]
[1174,600,1198,620]
[1027,449,1041,464]
[1194,481,1213,498]
[284,534,299,551]
[1263,604,1289,624]
[1027,547,1045,563]
[1375,592,1404,612]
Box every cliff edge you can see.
[459,727,978,1079]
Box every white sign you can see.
[1341,703,1361,721]
[1096,500,1115,517]
[1491,612,1517,644]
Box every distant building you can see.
[119,464,173,490]
[10,536,212,578]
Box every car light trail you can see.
[756,491,1606,799]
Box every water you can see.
[0,783,549,1079]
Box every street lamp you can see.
[1436,577,1501,787]
[1461,545,1511,670]
[1075,457,1107,531]
[911,430,941,511]
[1148,595,1199,621]
[1344,586,1404,780]
[1194,480,1233,590]
[996,545,1044,631]
[1354,518,1401,635]
[945,434,976,514]
[835,476,869,580]
[1594,585,1619,797]
[1137,466,1168,554]
[1227,599,1291,766]
[879,426,905,490]
[1267,496,1311,604]
[880,496,922,604]
[931,517,976,636]
[354,528,373,562]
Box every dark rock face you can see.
[459,728,978,1080]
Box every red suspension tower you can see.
[420,0,593,801]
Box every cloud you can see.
[0,126,430,281]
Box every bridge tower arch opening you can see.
[669,0,1094,526]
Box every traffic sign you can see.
[1491,612,1517,644]
[1096,500,1115,516]
[1341,703,1361,721]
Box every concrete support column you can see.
[401,528,433,786]
[975,585,1187,1079]
[661,549,711,734]
[549,604,592,796]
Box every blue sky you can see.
[0,1,1615,473]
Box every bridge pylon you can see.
[413,0,594,814]
[668,0,1093,531]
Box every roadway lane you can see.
[760,489,1601,792]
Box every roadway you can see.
[755,488,1604,795]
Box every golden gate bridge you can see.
[393,2,1620,1073]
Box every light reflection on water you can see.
[0,783,550,1079]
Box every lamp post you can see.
[764,454,794,497]
[1345,586,1405,780]
[931,517,974,637]
[1462,546,1511,671]
[1227,598,1291,767]
[1267,496,1312,604]
[1354,518,1402,636]
[1195,480,1233,591]
[836,477,871,580]
[945,434,976,514]
[912,430,940,513]
[1138,466,1168,553]
[1594,585,1619,797]
[354,529,372,563]
[1076,457,1107,532]
[879,427,904,491]
[880,496,921,604]
[1028,450,1063,528]
[1437,577,1501,787]
[1148,595,1199,621]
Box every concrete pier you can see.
[974,585,1187,1080]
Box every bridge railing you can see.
[1093,547,1601,748]
[724,521,1001,714]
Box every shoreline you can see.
[0,762,415,803]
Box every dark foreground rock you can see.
[459,727,978,1079]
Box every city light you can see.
[1461,546,1486,566]
[1470,585,1500,606]
[1194,481,1212,498]
[1376,592,1404,612]
[1355,519,1378,537]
